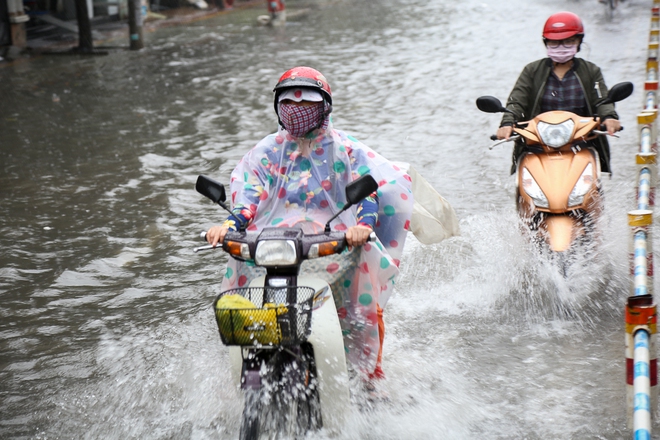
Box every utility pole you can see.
[7,0,29,50]
[127,0,144,50]
[73,0,93,52]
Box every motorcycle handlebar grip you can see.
[599,122,625,130]
[199,231,207,241]
[490,135,498,141]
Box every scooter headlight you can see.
[254,240,298,266]
[568,163,594,207]
[522,167,549,208]
[537,119,575,149]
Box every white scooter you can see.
[195,173,379,440]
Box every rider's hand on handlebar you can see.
[603,118,621,135]
[346,225,373,248]
[496,126,513,140]
[206,224,230,247]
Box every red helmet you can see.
[542,12,584,40]
[273,66,332,115]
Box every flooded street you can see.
[0,0,654,438]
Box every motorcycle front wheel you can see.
[239,389,261,440]
[239,346,322,440]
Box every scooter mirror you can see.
[345,174,378,206]
[476,96,507,114]
[606,82,634,104]
[196,174,227,204]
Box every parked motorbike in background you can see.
[194,174,379,440]
[476,82,634,263]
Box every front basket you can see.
[213,286,314,346]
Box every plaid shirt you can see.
[540,69,588,115]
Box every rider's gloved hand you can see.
[497,125,513,140]
[207,224,230,247]
[346,225,373,248]
[603,118,621,135]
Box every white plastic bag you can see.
[396,162,459,244]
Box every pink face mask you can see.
[278,102,325,138]
[547,45,577,64]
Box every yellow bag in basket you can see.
[215,294,288,345]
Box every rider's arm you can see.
[500,59,546,129]
[356,192,379,230]
[206,148,264,246]
[344,145,380,245]
[497,125,514,140]
[207,205,258,247]
[346,192,378,248]
[578,60,618,121]
[601,117,621,135]
[586,67,619,134]
[224,205,255,231]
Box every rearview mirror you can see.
[345,174,378,206]
[606,81,634,104]
[476,96,507,114]
[196,174,226,204]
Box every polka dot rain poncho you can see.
[220,118,413,374]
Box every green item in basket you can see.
[215,294,288,345]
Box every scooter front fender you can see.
[543,215,577,252]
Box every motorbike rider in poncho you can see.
[206,66,414,381]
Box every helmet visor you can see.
[278,88,324,103]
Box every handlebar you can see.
[594,125,623,138]
[193,231,212,253]
[599,124,624,131]
[194,243,216,253]
[489,134,520,150]
[194,229,376,254]
[592,130,618,138]
[488,123,623,150]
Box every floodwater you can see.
[0,0,654,438]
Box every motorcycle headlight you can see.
[568,163,594,207]
[522,167,549,208]
[254,240,298,266]
[537,119,575,148]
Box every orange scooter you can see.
[476,82,633,253]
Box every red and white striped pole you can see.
[627,8,660,433]
[626,294,657,434]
